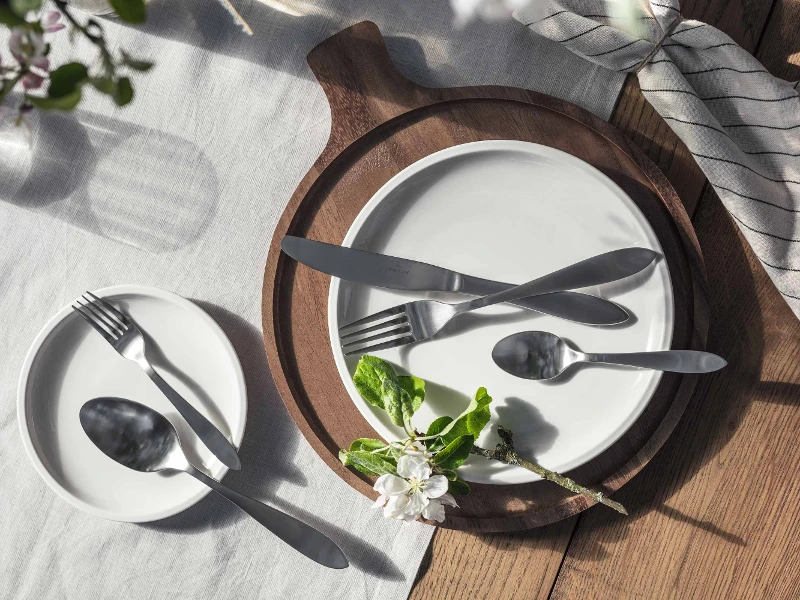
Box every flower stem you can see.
[54,0,114,72]
[470,427,628,515]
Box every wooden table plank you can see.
[550,186,800,600]
[412,519,576,600]
[548,2,800,598]
[412,0,782,597]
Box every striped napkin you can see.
[514,0,800,314]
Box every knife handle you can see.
[457,248,653,313]
[459,276,628,326]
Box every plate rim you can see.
[261,64,707,531]
[326,139,675,484]
[16,284,248,523]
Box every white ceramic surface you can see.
[328,140,674,485]
[17,285,247,522]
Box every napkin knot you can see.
[633,16,683,73]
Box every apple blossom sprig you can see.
[339,356,627,523]
[0,0,153,122]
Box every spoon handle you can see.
[584,350,727,373]
[185,466,348,569]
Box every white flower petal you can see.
[404,491,428,517]
[438,493,459,508]
[42,11,61,27]
[422,498,446,522]
[373,473,392,493]
[397,455,431,480]
[373,494,387,508]
[423,475,449,499]
[384,493,409,519]
[374,473,406,496]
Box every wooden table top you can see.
[411,1,800,598]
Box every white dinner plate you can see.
[328,140,674,485]
[17,285,247,522]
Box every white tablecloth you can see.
[0,2,624,598]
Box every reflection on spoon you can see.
[79,397,348,569]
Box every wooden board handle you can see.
[307,21,433,152]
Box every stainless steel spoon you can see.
[79,397,348,569]
[492,331,727,380]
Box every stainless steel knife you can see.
[281,236,649,326]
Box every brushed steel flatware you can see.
[281,236,630,326]
[71,291,241,471]
[339,248,657,355]
[492,331,727,380]
[79,397,348,569]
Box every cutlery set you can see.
[282,236,726,375]
[67,236,722,569]
[71,293,348,570]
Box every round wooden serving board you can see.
[262,21,709,532]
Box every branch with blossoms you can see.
[339,356,627,524]
[0,0,152,125]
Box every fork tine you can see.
[344,335,416,357]
[78,297,125,336]
[341,325,412,349]
[72,304,117,343]
[340,315,408,341]
[338,304,406,332]
[83,292,129,329]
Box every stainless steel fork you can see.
[340,248,657,355]
[72,292,241,471]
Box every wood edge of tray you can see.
[261,23,709,531]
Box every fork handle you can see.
[143,364,242,471]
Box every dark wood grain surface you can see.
[262,21,711,532]
[412,0,800,597]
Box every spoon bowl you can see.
[493,331,726,380]
[80,397,348,569]
[492,331,582,380]
[80,398,188,473]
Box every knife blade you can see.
[280,236,638,326]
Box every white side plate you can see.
[17,285,247,522]
[328,140,674,485]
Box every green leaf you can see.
[339,450,396,476]
[90,77,115,95]
[382,379,405,427]
[448,477,471,495]
[398,375,425,413]
[426,416,453,438]
[0,6,26,25]
[10,0,41,16]
[109,0,146,23]
[113,77,133,106]
[433,435,474,470]
[439,469,459,481]
[27,89,82,110]
[121,50,154,72]
[438,387,492,445]
[48,63,88,99]
[349,438,387,453]
[425,416,453,451]
[352,356,420,431]
[353,355,392,409]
